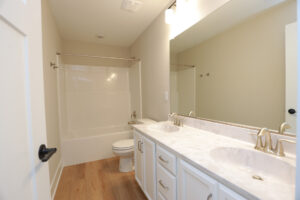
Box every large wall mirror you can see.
[170,0,297,134]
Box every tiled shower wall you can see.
[59,64,140,139]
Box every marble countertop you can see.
[133,121,296,200]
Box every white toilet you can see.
[112,139,134,172]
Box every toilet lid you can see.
[112,139,134,150]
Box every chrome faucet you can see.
[278,122,291,135]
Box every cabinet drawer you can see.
[157,163,176,200]
[156,145,176,175]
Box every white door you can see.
[285,22,297,134]
[0,1,51,200]
[134,130,144,189]
[143,136,156,200]
[178,159,218,200]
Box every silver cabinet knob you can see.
[140,141,143,153]
[137,141,141,151]
[158,180,169,191]
[207,193,212,200]
[158,155,169,163]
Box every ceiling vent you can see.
[121,0,143,13]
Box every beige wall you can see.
[129,0,236,121]
[178,1,297,129]
[130,12,170,121]
[41,0,62,196]
[62,40,131,67]
[177,68,196,115]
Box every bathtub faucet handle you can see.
[131,111,137,120]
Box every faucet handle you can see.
[168,113,176,120]
[275,139,296,157]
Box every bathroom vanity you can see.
[133,119,296,200]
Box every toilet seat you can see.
[112,139,134,172]
[112,139,134,151]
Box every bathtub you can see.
[61,125,133,166]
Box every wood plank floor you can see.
[54,157,147,200]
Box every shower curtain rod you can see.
[56,52,140,61]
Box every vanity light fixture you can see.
[165,1,176,24]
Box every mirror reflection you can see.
[170,0,297,134]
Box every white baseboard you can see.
[50,160,63,200]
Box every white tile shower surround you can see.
[59,64,142,166]
[133,117,296,200]
[64,65,132,137]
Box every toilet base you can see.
[119,156,133,172]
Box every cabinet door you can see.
[143,136,156,200]
[218,184,246,200]
[134,130,144,189]
[178,159,218,200]
[158,192,167,200]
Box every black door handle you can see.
[38,144,57,162]
[288,108,296,115]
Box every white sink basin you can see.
[148,122,180,133]
[210,147,295,185]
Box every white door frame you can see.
[295,1,300,199]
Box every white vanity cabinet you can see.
[177,159,218,200]
[134,130,156,200]
[134,129,248,200]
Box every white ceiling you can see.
[171,0,288,54]
[49,0,171,47]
